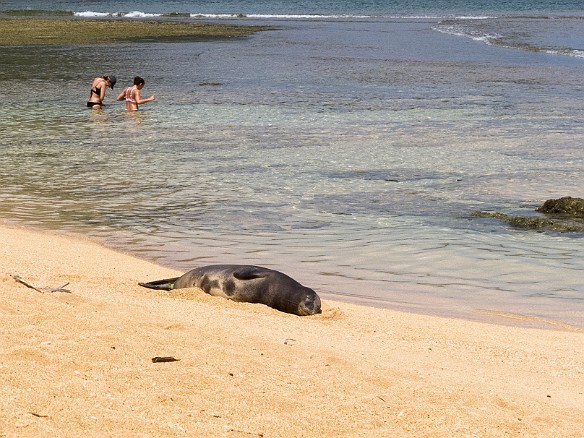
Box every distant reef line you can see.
[0,9,196,17]
[0,17,274,45]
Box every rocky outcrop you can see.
[472,197,584,232]
[536,197,584,217]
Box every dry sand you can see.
[1,223,583,437]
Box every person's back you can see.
[117,76,155,111]
[124,85,138,111]
[87,74,117,109]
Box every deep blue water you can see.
[0,0,583,16]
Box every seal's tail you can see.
[138,277,179,291]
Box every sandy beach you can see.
[1,222,582,437]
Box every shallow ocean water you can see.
[1,8,583,326]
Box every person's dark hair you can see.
[102,74,117,89]
[133,76,145,86]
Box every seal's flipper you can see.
[232,266,270,280]
[233,266,271,280]
[138,277,179,291]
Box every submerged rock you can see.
[536,196,584,217]
[472,197,584,232]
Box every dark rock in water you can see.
[472,197,584,232]
[472,211,584,232]
[536,197,584,217]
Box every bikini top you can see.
[125,86,137,103]
[91,79,107,96]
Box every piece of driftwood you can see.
[11,275,71,293]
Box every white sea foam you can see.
[544,48,584,58]
[74,11,111,18]
[246,14,371,19]
[433,23,501,45]
[71,10,492,22]
[74,10,163,18]
[454,15,493,20]
[189,13,372,20]
[124,11,162,18]
[189,13,247,19]
[435,21,584,59]
[72,10,373,20]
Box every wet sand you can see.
[1,223,582,436]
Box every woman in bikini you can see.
[116,76,155,111]
[87,74,117,109]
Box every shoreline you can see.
[0,17,273,45]
[4,219,582,332]
[1,222,583,435]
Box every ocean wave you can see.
[434,17,584,59]
[5,8,580,26]
[433,21,501,44]
[69,10,373,20]
[124,11,162,18]
[191,13,372,20]
[1,8,504,22]
[74,11,162,18]
[75,11,116,18]
[536,48,584,59]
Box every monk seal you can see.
[139,265,322,316]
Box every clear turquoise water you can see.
[1,1,584,326]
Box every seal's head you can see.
[297,288,322,316]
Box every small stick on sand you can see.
[11,275,44,293]
[11,275,71,293]
[49,282,71,293]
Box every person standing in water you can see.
[87,74,117,109]
[117,76,155,111]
